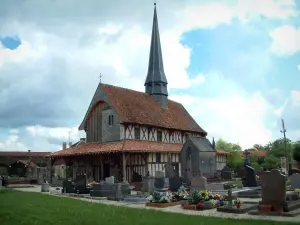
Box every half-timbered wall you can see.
[120,124,201,144]
[216,154,228,171]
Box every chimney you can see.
[80,138,86,142]
[62,142,67,150]
[68,142,72,147]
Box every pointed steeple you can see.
[145,3,168,108]
[212,137,216,150]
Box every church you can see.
[50,5,226,183]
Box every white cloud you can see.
[269,25,300,55]
[0,0,298,151]
[170,74,275,149]
[25,125,81,142]
[0,134,28,151]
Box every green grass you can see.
[0,189,295,225]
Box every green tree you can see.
[216,139,242,152]
[293,141,300,162]
[253,144,265,150]
[264,138,293,160]
[262,155,280,170]
[227,151,244,169]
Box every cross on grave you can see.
[227,189,233,207]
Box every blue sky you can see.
[0,0,299,151]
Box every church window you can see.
[156,152,161,163]
[157,130,162,142]
[108,115,114,125]
[135,127,140,139]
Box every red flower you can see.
[213,194,220,199]
[196,202,204,209]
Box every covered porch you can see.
[49,140,182,183]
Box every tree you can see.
[293,141,300,162]
[264,138,293,160]
[216,139,242,152]
[253,144,265,151]
[262,155,280,170]
[227,151,244,169]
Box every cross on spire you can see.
[99,73,103,83]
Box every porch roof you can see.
[49,140,183,157]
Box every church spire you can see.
[144,3,168,109]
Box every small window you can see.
[108,115,114,125]
[157,130,162,142]
[135,127,140,140]
[156,153,161,163]
[155,83,160,86]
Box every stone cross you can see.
[99,73,103,83]
[227,189,233,207]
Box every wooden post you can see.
[122,152,127,182]
[100,154,104,180]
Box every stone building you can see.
[50,5,223,182]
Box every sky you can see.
[0,0,299,152]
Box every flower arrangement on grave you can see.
[185,190,224,210]
[172,185,189,201]
[294,189,300,198]
[234,199,242,208]
[146,191,172,203]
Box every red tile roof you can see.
[245,149,268,157]
[82,84,207,135]
[0,151,52,157]
[50,140,182,157]
[216,150,230,155]
[50,140,227,157]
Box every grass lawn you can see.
[0,189,296,225]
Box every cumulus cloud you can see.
[269,25,300,56]
[170,73,275,149]
[0,0,298,151]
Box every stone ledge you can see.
[248,208,300,217]
[145,201,180,208]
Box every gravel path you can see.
[11,186,300,223]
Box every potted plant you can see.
[294,189,300,199]
[234,199,242,208]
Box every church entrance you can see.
[103,163,110,178]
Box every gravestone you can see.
[289,169,300,176]
[290,173,300,189]
[242,165,258,187]
[74,173,89,194]
[190,174,207,191]
[142,176,154,192]
[154,171,169,191]
[221,165,233,180]
[169,176,183,192]
[105,176,115,184]
[260,169,286,207]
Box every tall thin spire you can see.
[145,3,168,108]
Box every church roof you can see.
[50,139,227,157]
[184,136,215,152]
[101,84,206,134]
[50,140,183,157]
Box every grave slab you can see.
[217,203,257,214]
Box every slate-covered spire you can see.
[144,3,168,109]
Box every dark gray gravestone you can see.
[260,169,286,206]
[289,169,300,176]
[290,173,300,189]
[221,165,233,180]
[169,176,182,192]
[242,165,258,187]
[74,173,89,194]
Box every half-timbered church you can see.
[50,5,223,183]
